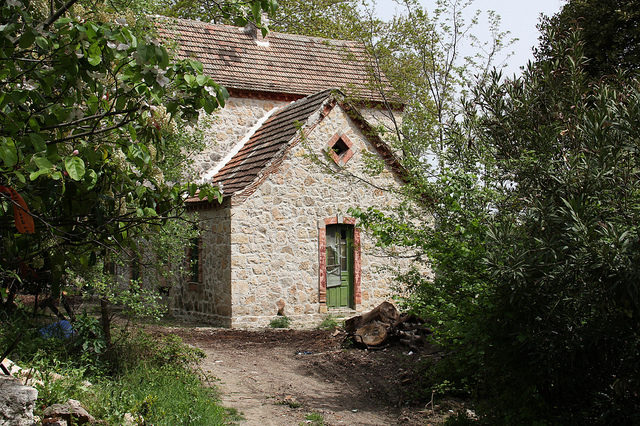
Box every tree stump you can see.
[354,321,388,346]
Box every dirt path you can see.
[160,327,450,426]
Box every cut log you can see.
[354,322,388,347]
[344,301,399,333]
[344,302,432,350]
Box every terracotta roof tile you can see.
[155,17,387,101]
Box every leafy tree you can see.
[146,0,277,33]
[536,0,640,78]
[0,0,270,321]
[355,1,640,423]
[347,0,512,403]
[269,0,370,40]
[468,27,640,423]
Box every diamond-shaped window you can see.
[327,133,354,166]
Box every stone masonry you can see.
[188,97,289,180]
[172,95,409,328]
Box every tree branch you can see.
[44,0,80,29]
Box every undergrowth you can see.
[317,315,339,331]
[269,315,291,328]
[0,308,231,425]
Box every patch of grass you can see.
[302,411,325,425]
[317,315,339,331]
[83,365,227,425]
[269,315,291,328]
[1,308,233,425]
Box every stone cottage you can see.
[155,18,407,327]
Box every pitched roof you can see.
[185,89,405,204]
[212,89,333,196]
[155,17,387,102]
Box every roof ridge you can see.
[154,15,363,46]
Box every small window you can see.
[187,237,202,283]
[326,133,354,166]
[332,138,349,157]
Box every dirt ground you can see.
[154,326,463,426]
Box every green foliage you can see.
[270,0,373,41]
[30,358,91,413]
[0,0,232,306]
[85,364,225,425]
[317,315,339,331]
[151,0,277,32]
[1,310,225,424]
[0,309,109,375]
[269,315,291,328]
[303,412,325,426]
[107,329,205,374]
[536,0,640,78]
[468,27,640,423]
[355,2,640,424]
[73,313,107,354]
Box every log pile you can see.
[344,302,431,350]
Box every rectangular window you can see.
[187,237,202,283]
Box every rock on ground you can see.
[42,399,95,425]
[0,374,38,426]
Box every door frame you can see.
[318,216,361,311]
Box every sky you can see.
[375,0,566,76]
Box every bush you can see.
[112,332,205,372]
[269,315,291,328]
[471,31,640,423]
[317,315,339,331]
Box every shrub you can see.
[317,315,339,331]
[269,315,291,328]
[0,310,230,424]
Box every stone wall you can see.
[187,97,290,180]
[228,103,408,328]
[171,199,232,326]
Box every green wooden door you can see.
[326,224,354,308]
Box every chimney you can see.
[243,12,269,45]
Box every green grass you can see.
[303,412,325,425]
[1,309,234,425]
[83,365,228,425]
[317,315,340,331]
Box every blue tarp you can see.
[39,320,74,339]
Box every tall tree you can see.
[472,26,640,422]
[269,0,370,40]
[536,0,640,77]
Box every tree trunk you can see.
[354,322,388,346]
[344,301,399,333]
[344,302,431,349]
[100,298,112,349]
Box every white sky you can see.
[375,0,566,76]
